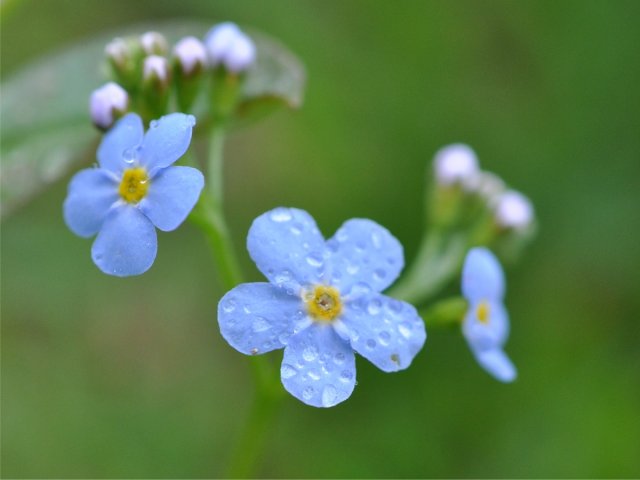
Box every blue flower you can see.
[461,247,517,382]
[63,113,204,276]
[218,207,427,408]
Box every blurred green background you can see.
[2,0,639,477]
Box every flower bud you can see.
[89,82,129,130]
[494,190,534,230]
[204,22,256,73]
[105,37,144,90]
[141,55,171,120]
[140,31,168,56]
[143,55,170,84]
[173,36,208,75]
[433,144,479,186]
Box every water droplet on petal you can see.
[270,209,292,222]
[307,370,321,380]
[367,298,382,315]
[321,385,339,407]
[373,269,387,282]
[398,322,412,339]
[366,339,377,350]
[340,370,353,382]
[302,346,318,362]
[281,364,297,378]
[378,331,391,346]
[334,352,346,365]
[305,253,323,268]
[302,386,315,401]
[252,317,270,332]
[150,120,159,128]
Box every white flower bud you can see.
[434,144,479,185]
[105,37,128,65]
[173,36,208,74]
[464,171,506,203]
[140,31,168,55]
[143,55,170,82]
[204,22,256,73]
[494,190,534,229]
[90,82,128,129]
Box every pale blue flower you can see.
[63,113,203,276]
[461,247,517,382]
[218,208,427,407]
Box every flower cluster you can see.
[218,208,426,407]
[92,22,256,129]
[63,112,203,276]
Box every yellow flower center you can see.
[476,301,490,324]
[119,167,149,204]
[304,285,343,323]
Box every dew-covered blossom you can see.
[434,143,479,186]
[173,36,209,74]
[89,82,129,129]
[63,113,203,276]
[217,208,427,407]
[204,22,256,73]
[494,190,534,230]
[461,248,516,382]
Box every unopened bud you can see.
[89,82,129,130]
[104,37,144,89]
[434,144,479,186]
[204,22,256,73]
[494,190,534,230]
[173,36,208,75]
[140,31,168,56]
[143,55,170,84]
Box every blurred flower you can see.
[143,55,170,83]
[461,247,516,382]
[218,207,426,407]
[173,36,208,75]
[63,113,203,276]
[433,143,479,186]
[140,31,168,56]
[204,22,256,73]
[494,190,534,230]
[89,82,129,130]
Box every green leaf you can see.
[1,20,306,219]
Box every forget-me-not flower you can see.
[461,247,516,382]
[218,207,426,408]
[63,112,204,276]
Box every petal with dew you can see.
[97,113,144,174]
[326,219,404,295]
[139,166,204,232]
[338,293,426,372]
[138,113,195,172]
[91,205,157,276]
[247,207,327,291]
[281,324,356,408]
[218,282,307,356]
[63,169,119,237]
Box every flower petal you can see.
[91,205,157,276]
[281,324,356,408]
[218,283,306,356]
[326,219,404,294]
[63,169,119,237]
[338,293,426,372]
[139,166,204,232]
[472,347,517,383]
[139,113,195,172]
[97,113,144,174]
[247,207,327,291]
[462,247,505,302]
[462,300,509,351]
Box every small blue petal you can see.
[326,219,404,294]
[91,205,157,276]
[472,347,517,383]
[139,113,195,172]
[218,283,306,355]
[281,324,356,408]
[338,293,426,372]
[462,247,505,302]
[247,207,326,291]
[97,113,144,174]
[139,166,204,232]
[63,169,118,237]
[462,300,509,351]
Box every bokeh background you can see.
[2,0,639,477]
